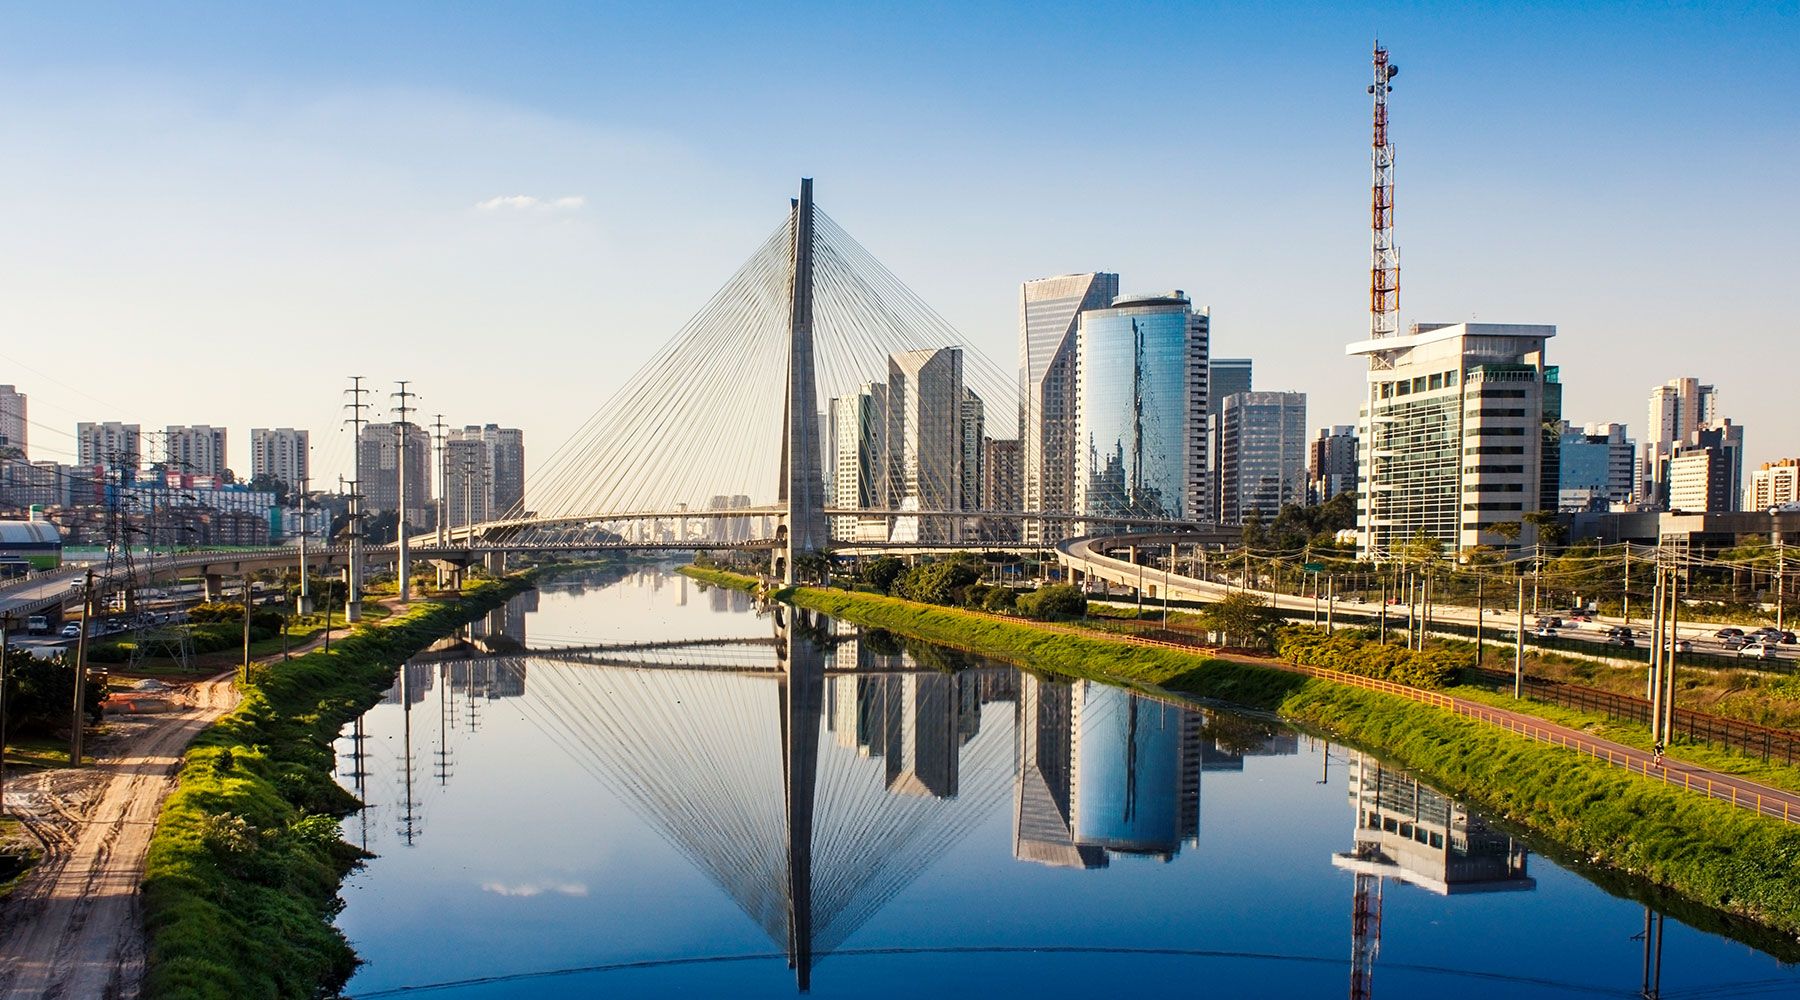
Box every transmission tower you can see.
[1368,42,1400,342]
[343,376,371,622]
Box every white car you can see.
[1738,642,1779,661]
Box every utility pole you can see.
[432,414,449,591]
[1,614,10,816]
[1513,574,1525,698]
[1662,566,1681,748]
[1377,577,1387,645]
[297,476,312,614]
[392,381,418,604]
[1622,543,1631,625]
[1777,539,1786,633]
[1474,575,1484,670]
[343,377,370,622]
[240,576,253,684]
[70,569,95,765]
[1164,541,1174,626]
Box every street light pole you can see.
[1514,574,1525,698]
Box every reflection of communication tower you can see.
[1349,868,1384,1000]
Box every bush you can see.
[894,561,981,606]
[1203,592,1280,650]
[863,556,905,595]
[982,587,1019,613]
[1017,584,1086,621]
[1274,625,1462,689]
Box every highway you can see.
[1057,534,1798,666]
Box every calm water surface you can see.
[333,567,1799,998]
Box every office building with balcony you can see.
[1019,273,1119,543]
[76,421,142,476]
[443,424,526,528]
[1643,378,1719,509]
[359,422,433,527]
[1218,391,1307,525]
[1349,322,1560,557]
[1749,459,1800,511]
[829,383,890,542]
[1072,292,1209,529]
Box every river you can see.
[332,565,1799,998]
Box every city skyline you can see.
[0,3,1792,485]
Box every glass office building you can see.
[1073,292,1209,526]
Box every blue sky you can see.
[0,1,1794,481]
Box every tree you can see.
[895,560,980,605]
[246,473,292,506]
[1204,591,1278,650]
[1523,509,1567,549]
[1017,584,1086,621]
[863,556,904,595]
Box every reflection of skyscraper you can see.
[1013,674,1106,869]
[1067,682,1201,860]
[1332,751,1534,894]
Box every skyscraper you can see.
[980,437,1022,541]
[1072,292,1209,528]
[1748,459,1800,511]
[1019,273,1120,542]
[1219,391,1308,525]
[75,422,142,476]
[1556,421,1634,511]
[1350,322,1560,557]
[443,424,527,527]
[1308,425,1358,504]
[888,347,966,542]
[1667,421,1744,513]
[165,425,229,478]
[1643,378,1720,509]
[250,428,310,492]
[829,383,889,541]
[959,387,984,513]
[1208,359,1253,519]
[0,385,26,458]
[359,422,433,527]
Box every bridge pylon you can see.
[776,178,829,584]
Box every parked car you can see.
[1739,642,1779,661]
[59,622,82,639]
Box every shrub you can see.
[982,587,1019,613]
[1017,583,1086,621]
[1274,625,1461,689]
[894,561,981,606]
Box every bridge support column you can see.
[203,573,223,603]
[485,551,505,575]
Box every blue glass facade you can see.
[1071,683,1184,855]
[1074,295,1207,522]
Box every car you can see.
[1716,627,1745,640]
[1676,639,1694,653]
[59,622,82,639]
[26,615,48,633]
[1609,635,1637,648]
[1722,635,1749,650]
[1533,626,1558,638]
[1739,642,1779,660]
[1780,631,1798,645]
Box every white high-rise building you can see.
[359,422,433,527]
[0,385,26,457]
[76,422,142,475]
[829,384,889,541]
[1748,460,1800,511]
[1019,273,1119,542]
[250,428,310,491]
[888,347,966,543]
[1643,378,1720,509]
[443,424,526,528]
[1349,322,1560,557]
[165,425,229,478]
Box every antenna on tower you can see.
[1369,40,1400,341]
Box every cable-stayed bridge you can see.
[435,179,1202,580]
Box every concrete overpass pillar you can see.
[485,551,505,575]
[203,573,223,603]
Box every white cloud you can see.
[480,880,589,898]
[474,194,586,213]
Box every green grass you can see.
[678,565,761,593]
[733,569,1800,942]
[140,574,536,1000]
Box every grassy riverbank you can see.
[141,576,535,1000]
[681,566,1800,943]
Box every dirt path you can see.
[0,617,358,1000]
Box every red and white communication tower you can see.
[1368,42,1400,340]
